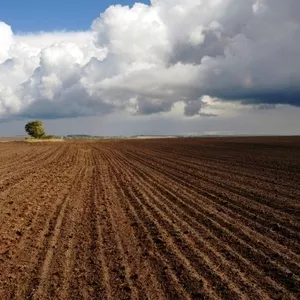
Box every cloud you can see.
[1,0,300,121]
[0,22,14,63]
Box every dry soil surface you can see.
[0,137,299,299]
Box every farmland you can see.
[0,137,299,299]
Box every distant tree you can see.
[25,120,46,138]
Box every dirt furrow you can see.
[122,147,300,224]
[122,149,300,254]
[102,147,237,299]
[24,161,86,298]
[100,149,195,300]
[0,145,72,234]
[150,169,299,295]
[135,146,300,202]
[0,148,78,299]
[108,148,290,298]
[49,148,107,300]
[1,138,299,300]
[94,147,170,300]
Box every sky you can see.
[0,0,300,136]
[0,0,150,32]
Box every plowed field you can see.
[0,137,300,300]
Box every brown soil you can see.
[0,137,299,300]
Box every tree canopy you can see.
[25,120,46,138]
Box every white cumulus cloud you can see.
[0,0,300,121]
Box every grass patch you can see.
[25,139,64,142]
[25,136,64,142]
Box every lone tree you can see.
[25,120,46,138]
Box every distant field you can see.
[0,137,299,299]
[0,136,25,142]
